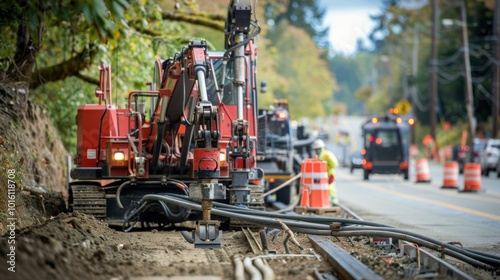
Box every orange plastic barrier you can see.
[416,158,431,183]
[299,158,330,208]
[441,161,459,189]
[463,163,481,192]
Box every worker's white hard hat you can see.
[312,139,325,149]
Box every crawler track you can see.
[70,184,107,219]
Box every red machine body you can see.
[70,1,263,248]
[75,105,129,167]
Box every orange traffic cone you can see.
[299,186,310,207]
[299,158,330,208]
[441,161,459,189]
[462,163,481,192]
[416,158,431,183]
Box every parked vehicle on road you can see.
[361,115,410,180]
[458,138,488,174]
[496,154,500,178]
[350,149,363,173]
[480,139,500,176]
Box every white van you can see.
[480,139,500,176]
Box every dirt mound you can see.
[1,82,69,236]
[0,212,119,280]
[1,211,496,280]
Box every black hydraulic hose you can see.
[166,193,391,228]
[283,235,290,254]
[181,230,194,244]
[271,230,281,243]
[117,180,189,209]
[140,194,330,230]
[116,181,131,209]
[151,121,167,171]
[335,230,498,271]
[291,228,494,271]
[464,248,500,259]
[157,200,190,223]
[122,202,147,232]
[138,194,500,270]
[338,226,500,267]
[267,228,281,237]
[167,199,190,220]
[157,193,499,264]
[222,22,261,60]
[213,204,390,228]
[122,199,189,230]
[259,230,269,252]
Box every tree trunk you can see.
[7,20,43,85]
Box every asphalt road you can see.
[335,160,500,254]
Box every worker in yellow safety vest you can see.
[311,139,339,205]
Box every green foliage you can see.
[28,0,192,151]
[30,78,88,151]
[10,0,339,149]
[355,86,372,102]
[31,31,190,152]
[265,20,335,119]
[365,91,390,114]
[367,0,496,130]
[264,0,329,47]
[330,53,374,115]
[436,123,465,148]
[0,0,129,48]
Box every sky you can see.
[317,0,384,55]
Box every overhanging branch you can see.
[75,72,99,85]
[162,11,225,31]
[30,44,98,89]
[129,21,164,37]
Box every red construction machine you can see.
[70,0,262,248]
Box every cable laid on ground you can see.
[232,254,245,280]
[137,193,500,270]
[253,258,275,280]
[169,193,500,263]
[244,256,262,280]
[338,226,500,267]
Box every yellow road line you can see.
[399,177,500,204]
[264,175,293,180]
[356,180,500,221]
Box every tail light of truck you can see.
[362,160,373,169]
[400,161,409,170]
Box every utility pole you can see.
[430,0,438,157]
[410,24,419,145]
[493,0,500,138]
[460,0,476,163]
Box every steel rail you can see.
[242,227,262,254]
[309,235,384,280]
